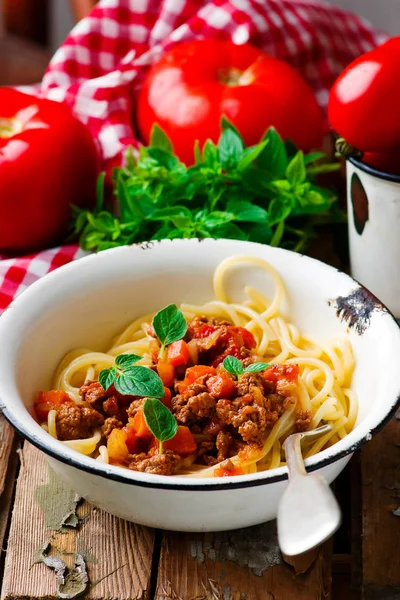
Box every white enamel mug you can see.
[347,157,400,318]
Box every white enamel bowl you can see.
[0,239,399,532]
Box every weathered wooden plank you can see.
[361,416,400,598]
[155,527,332,599]
[0,416,15,496]
[0,432,19,560]
[1,443,155,600]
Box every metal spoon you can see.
[277,424,342,557]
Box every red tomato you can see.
[264,364,300,383]
[167,340,190,367]
[157,360,175,387]
[194,324,217,338]
[178,365,217,393]
[162,386,172,409]
[231,326,256,349]
[206,374,237,399]
[162,425,197,456]
[138,40,323,165]
[122,425,148,454]
[132,410,153,439]
[35,390,72,422]
[328,37,400,153]
[0,89,98,252]
[362,151,400,176]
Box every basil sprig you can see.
[143,398,178,453]
[74,119,341,254]
[223,355,269,379]
[99,353,164,397]
[152,304,187,358]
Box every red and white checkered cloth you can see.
[0,0,386,313]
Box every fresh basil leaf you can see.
[115,353,142,369]
[194,140,202,165]
[223,355,244,377]
[115,366,164,397]
[245,362,270,373]
[212,222,248,240]
[201,211,234,229]
[125,146,137,170]
[306,163,340,177]
[286,151,306,186]
[247,222,273,244]
[152,304,187,348]
[147,147,180,170]
[99,366,117,390]
[150,123,174,154]
[220,116,243,141]
[258,127,288,178]
[143,398,178,442]
[304,151,327,165]
[268,198,292,225]
[227,200,268,223]
[218,128,244,170]
[237,141,268,172]
[95,172,106,212]
[202,140,219,168]
[152,206,193,221]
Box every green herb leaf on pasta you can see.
[115,366,164,397]
[245,362,270,373]
[115,354,142,369]
[143,398,178,453]
[99,366,117,390]
[223,356,245,377]
[152,304,187,351]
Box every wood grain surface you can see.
[155,530,332,599]
[361,416,400,599]
[0,443,154,600]
[0,417,15,497]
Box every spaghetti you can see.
[34,255,357,478]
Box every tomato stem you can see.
[0,118,20,139]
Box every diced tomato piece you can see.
[211,342,241,368]
[107,428,129,462]
[185,365,216,382]
[167,340,190,367]
[264,364,300,383]
[234,327,256,349]
[161,386,172,408]
[132,410,153,439]
[214,466,244,477]
[157,360,175,387]
[206,374,237,399]
[194,324,217,338]
[163,426,197,456]
[178,365,217,393]
[34,390,72,422]
[123,424,149,454]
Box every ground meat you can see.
[102,417,124,438]
[196,440,215,456]
[172,383,216,424]
[80,381,107,409]
[219,458,235,471]
[127,399,145,419]
[237,372,269,397]
[103,397,120,417]
[128,450,181,475]
[216,388,288,444]
[216,430,233,462]
[56,403,104,441]
[203,419,223,436]
[295,410,312,432]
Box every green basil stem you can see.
[158,344,166,360]
[159,439,163,454]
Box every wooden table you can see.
[0,411,399,600]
